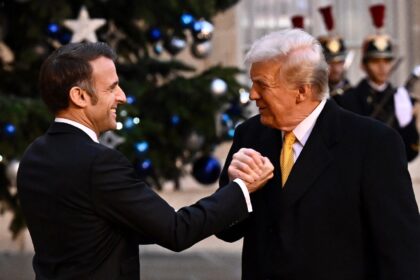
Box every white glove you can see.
[394,86,413,128]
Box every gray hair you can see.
[245,29,329,100]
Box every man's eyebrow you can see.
[251,76,264,82]
[252,76,269,84]
[108,80,119,89]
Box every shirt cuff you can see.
[233,178,253,213]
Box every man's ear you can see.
[296,84,311,103]
[68,87,88,108]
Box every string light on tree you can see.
[180,13,195,29]
[135,141,149,154]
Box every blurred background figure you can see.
[340,4,419,162]
[317,5,352,104]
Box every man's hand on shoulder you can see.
[228,148,274,193]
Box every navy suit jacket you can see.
[217,100,420,280]
[17,122,248,280]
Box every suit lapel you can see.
[257,126,284,212]
[280,100,342,210]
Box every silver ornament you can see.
[164,36,187,56]
[187,132,205,150]
[192,20,214,42]
[211,78,227,95]
[191,41,212,59]
[99,131,125,149]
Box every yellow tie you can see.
[280,132,296,187]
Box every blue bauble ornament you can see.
[135,158,153,177]
[126,95,136,105]
[4,123,16,136]
[58,32,72,44]
[192,156,221,185]
[171,115,180,126]
[148,27,162,42]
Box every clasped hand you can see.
[228,148,274,193]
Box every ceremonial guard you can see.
[340,4,419,161]
[317,5,352,103]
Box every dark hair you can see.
[38,42,117,114]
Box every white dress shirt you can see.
[288,99,327,162]
[55,118,99,143]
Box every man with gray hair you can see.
[217,29,420,279]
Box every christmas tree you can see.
[0,0,249,237]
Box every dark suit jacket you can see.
[216,100,420,280]
[17,122,248,280]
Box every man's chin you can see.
[259,115,275,128]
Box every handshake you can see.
[228,148,274,193]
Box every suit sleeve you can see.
[90,148,249,252]
[362,124,420,279]
[216,123,251,242]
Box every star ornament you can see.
[63,6,106,43]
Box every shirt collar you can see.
[291,99,327,146]
[367,79,389,92]
[54,117,99,143]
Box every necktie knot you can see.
[284,132,296,146]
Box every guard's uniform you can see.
[341,79,419,161]
[317,5,351,105]
[340,4,419,161]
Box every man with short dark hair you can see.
[16,42,274,279]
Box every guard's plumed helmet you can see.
[362,4,394,63]
[317,5,347,63]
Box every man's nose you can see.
[117,86,127,104]
[249,86,260,100]
[249,87,260,100]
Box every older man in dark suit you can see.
[16,42,274,280]
[217,29,420,280]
